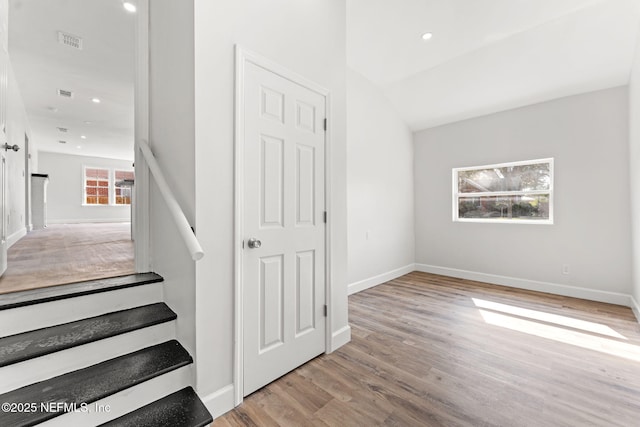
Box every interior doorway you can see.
[0,0,147,295]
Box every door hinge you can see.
[323,211,327,223]
[323,118,327,131]
[323,305,328,317]
[242,240,245,249]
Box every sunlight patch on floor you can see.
[477,308,640,362]
[472,298,626,339]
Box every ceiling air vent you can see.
[57,31,83,50]
[57,88,73,98]
[58,140,67,144]
[57,127,68,133]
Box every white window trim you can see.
[452,158,554,225]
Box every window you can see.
[83,167,134,206]
[84,167,110,205]
[453,158,553,224]
[114,170,134,205]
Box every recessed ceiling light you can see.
[77,145,82,149]
[123,2,137,13]
[84,121,92,125]
[80,135,87,139]
[421,32,433,41]
[91,97,101,103]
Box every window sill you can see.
[81,204,131,207]
[454,218,553,225]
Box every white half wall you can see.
[37,151,132,224]
[629,18,640,316]
[347,68,414,293]
[193,0,348,410]
[414,87,632,297]
[148,0,197,364]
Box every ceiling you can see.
[347,0,640,131]
[7,1,640,155]
[9,0,136,160]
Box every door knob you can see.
[247,238,261,249]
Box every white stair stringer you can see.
[38,365,193,426]
[0,321,176,394]
[0,282,163,337]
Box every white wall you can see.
[37,151,132,224]
[147,0,197,367]
[5,63,30,245]
[414,87,633,303]
[629,21,640,316]
[347,68,414,293]
[192,0,348,413]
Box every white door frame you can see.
[133,0,150,272]
[233,46,333,405]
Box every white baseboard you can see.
[329,325,351,353]
[415,263,633,307]
[47,218,130,224]
[631,296,640,324]
[7,227,26,248]
[348,263,415,295]
[202,384,235,420]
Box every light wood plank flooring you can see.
[215,271,640,427]
[0,223,134,294]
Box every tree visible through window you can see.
[85,168,110,205]
[453,159,553,224]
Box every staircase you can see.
[0,274,213,427]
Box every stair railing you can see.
[138,139,204,261]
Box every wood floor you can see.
[0,223,134,294]
[215,271,640,427]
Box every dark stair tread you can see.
[0,273,164,311]
[99,387,213,427]
[0,340,192,427]
[0,303,176,367]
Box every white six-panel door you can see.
[242,60,326,396]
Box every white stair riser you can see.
[39,365,193,426]
[0,283,163,337]
[0,321,176,394]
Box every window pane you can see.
[86,168,109,179]
[458,195,550,220]
[86,187,97,196]
[86,196,97,204]
[98,180,109,187]
[458,163,550,193]
[115,170,134,180]
[98,196,109,205]
[86,180,97,187]
[98,187,108,196]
